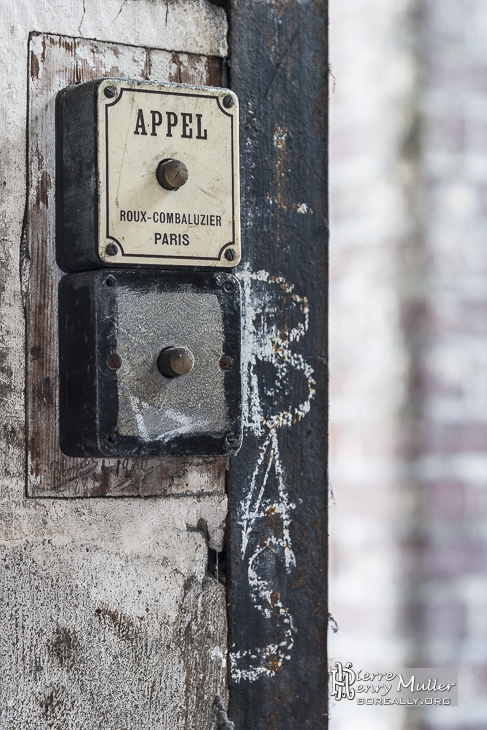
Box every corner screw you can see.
[105,243,118,256]
[104,86,116,99]
[225,433,239,450]
[223,279,234,292]
[219,355,233,371]
[223,95,234,109]
[224,248,237,261]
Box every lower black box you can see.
[59,269,242,457]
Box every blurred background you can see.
[328,0,487,728]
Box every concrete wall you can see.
[0,2,230,728]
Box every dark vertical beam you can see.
[227,1,328,728]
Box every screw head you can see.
[223,95,234,109]
[219,355,233,371]
[225,433,239,451]
[104,86,116,98]
[224,248,237,262]
[158,346,195,378]
[105,243,118,256]
[107,353,122,370]
[214,273,237,291]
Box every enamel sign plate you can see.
[97,79,240,268]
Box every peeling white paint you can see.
[211,645,227,669]
[231,266,315,682]
[77,0,228,56]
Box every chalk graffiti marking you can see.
[231,266,315,682]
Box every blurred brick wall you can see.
[405,2,487,728]
[328,1,413,727]
[329,1,487,728]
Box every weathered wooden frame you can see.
[25,33,225,497]
[227,2,329,727]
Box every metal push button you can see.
[157,346,194,377]
[156,158,189,191]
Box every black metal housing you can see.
[59,269,242,458]
[55,78,240,273]
[56,79,101,272]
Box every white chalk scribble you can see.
[230,266,315,683]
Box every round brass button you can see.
[156,158,189,190]
[157,346,195,378]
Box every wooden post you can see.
[227,1,329,727]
